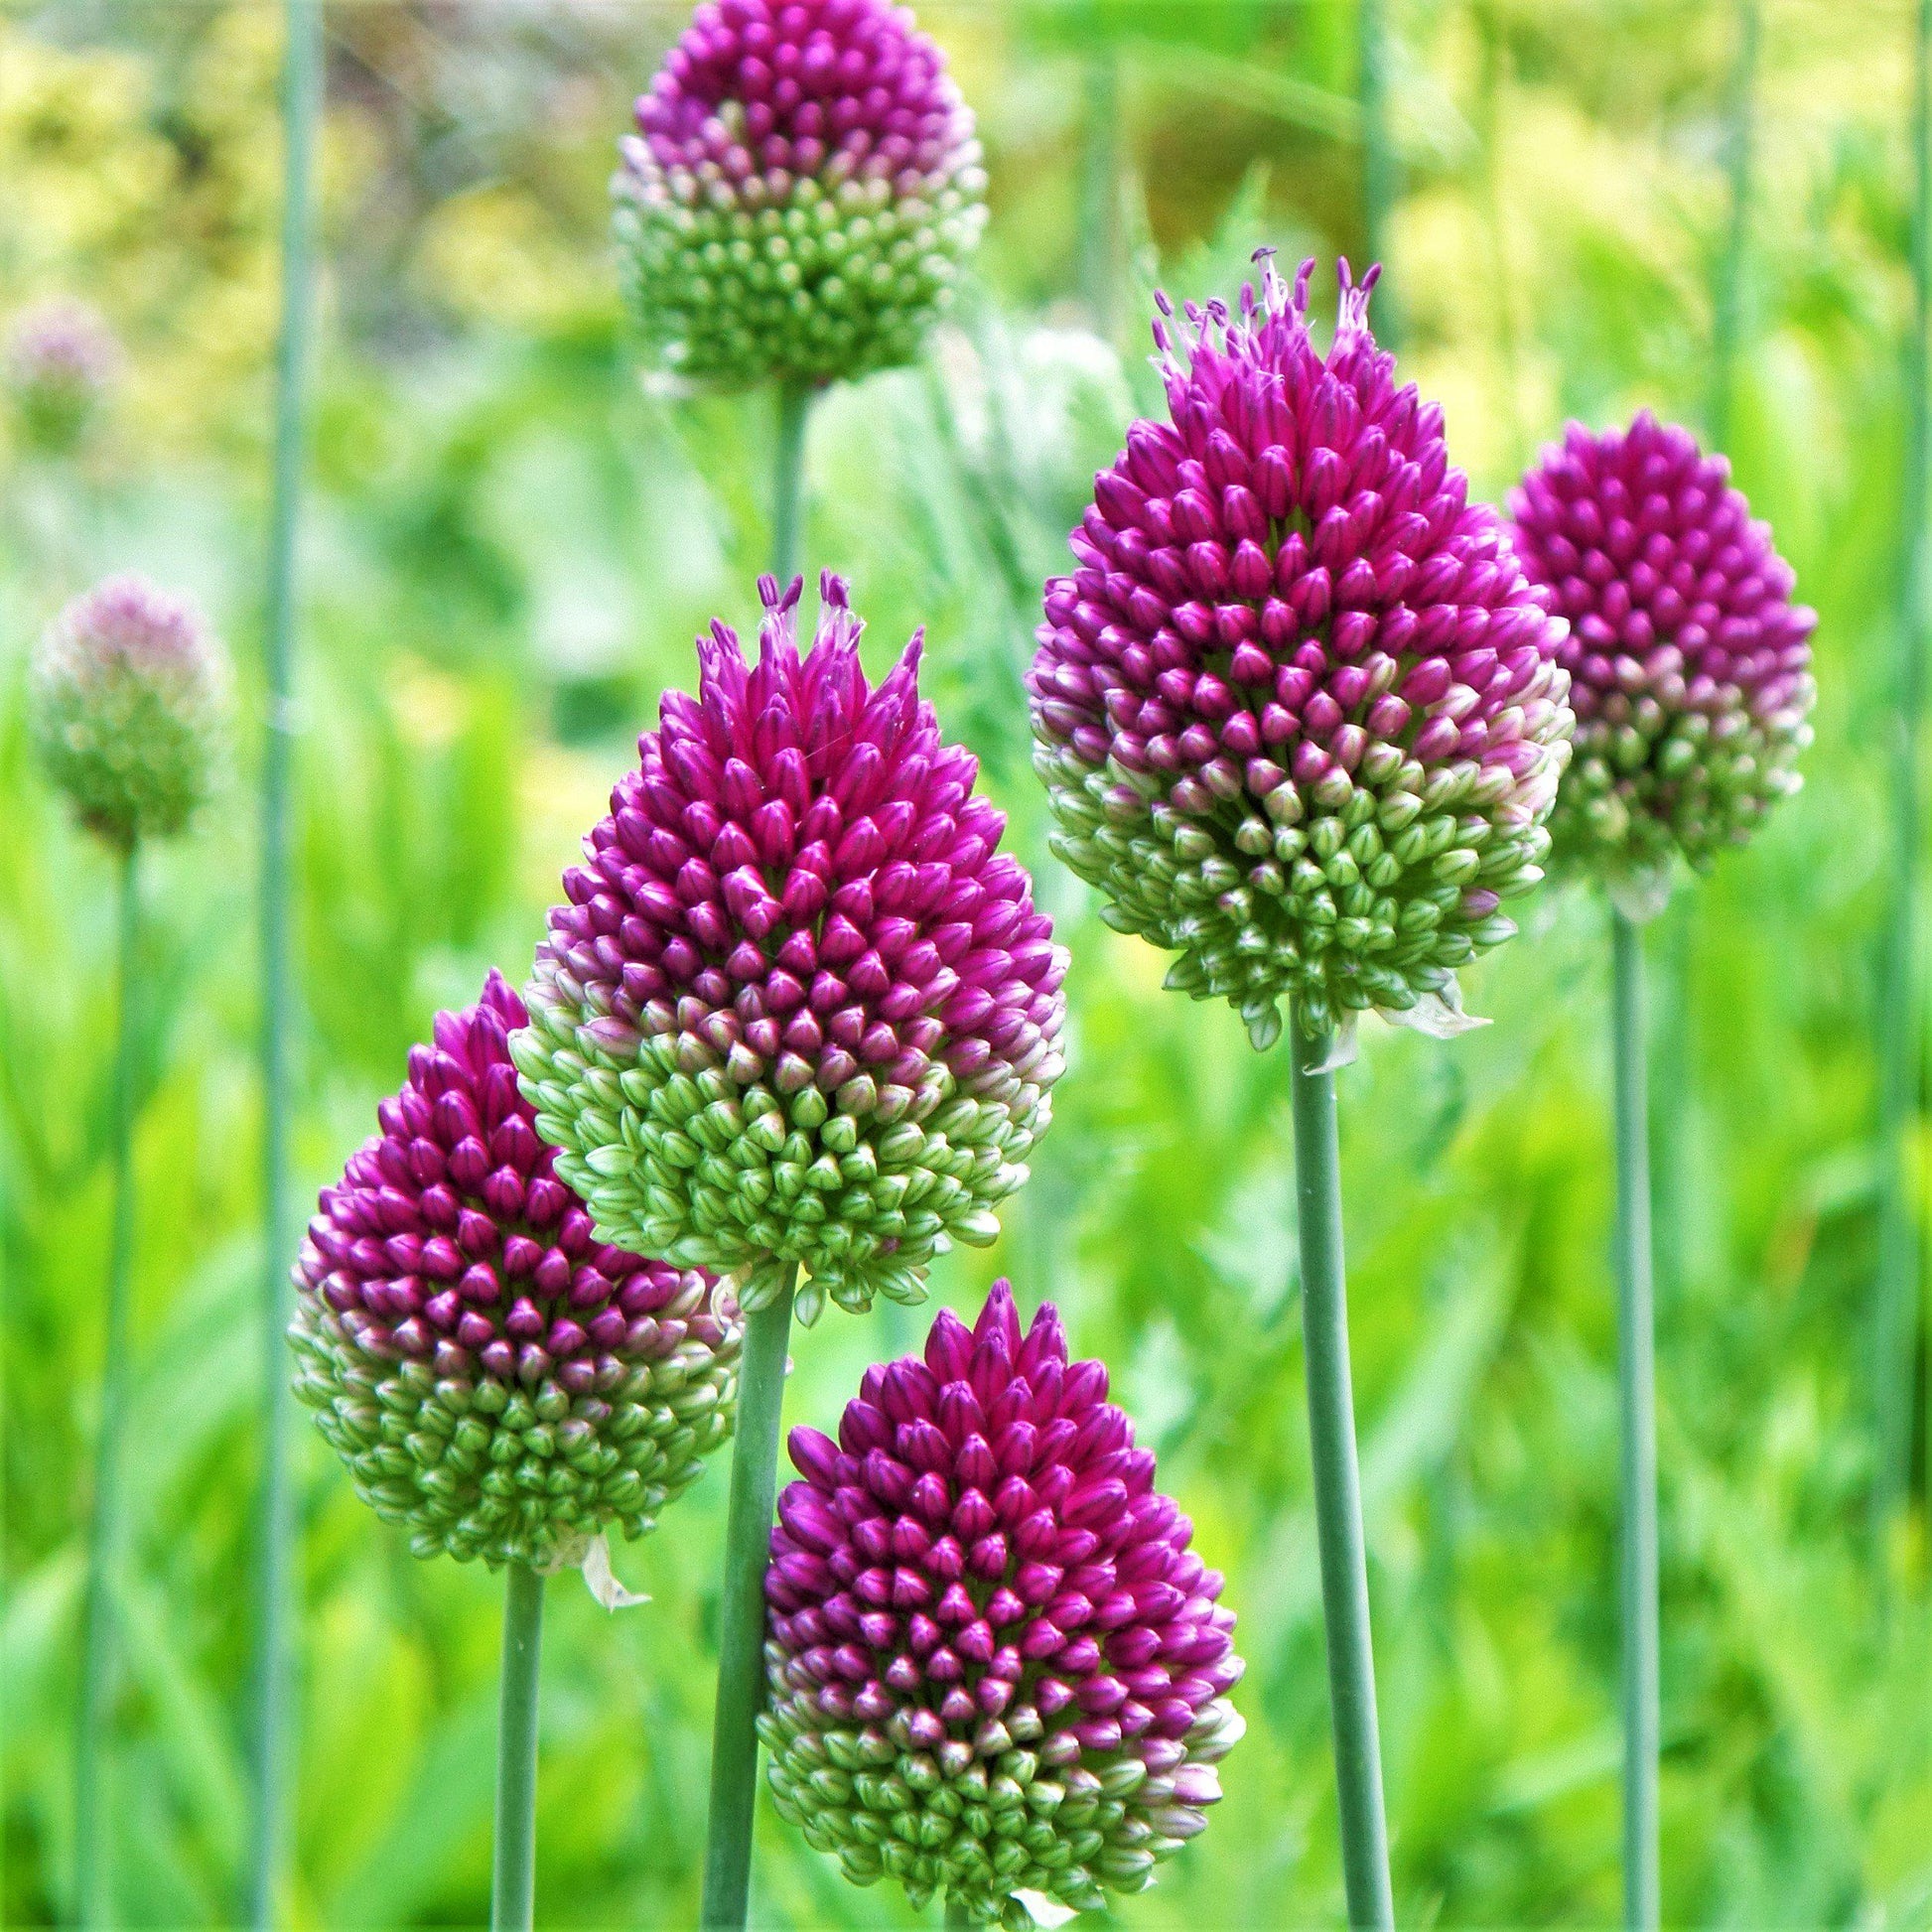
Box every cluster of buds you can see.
[614,0,987,388]
[5,297,120,455]
[290,972,743,1571]
[1031,256,1575,1046]
[759,1283,1243,1925]
[29,575,227,849]
[1508,412,1816,900]
[514,574,1065,1324]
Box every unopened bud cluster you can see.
[614,0,986,388]
[513,574,1065,1323]
[291,973,742,1570]
[29,574,227,848]
[1509,412,1816,891]
[1031,257,1574,1046]
[759,1284,1243,1925]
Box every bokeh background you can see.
[3,0,1929,1925]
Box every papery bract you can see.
[290,972,742,1570]
[513,574,1065,1322]
[1508,411,1816,897]
[759,1282,1243,1925]
[614,0,986,388]
[1030,254,1575,1045]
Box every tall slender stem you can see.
[1286,1010,1394,1931]
[1875,0,1931,1534]
[1077,46,1121,337]
[1655,0,1761,1310]
[490,1564,546,1932]
[71,840,140,1930]
[249,2,322,1922]
[1610,911,1661,1928]
[1358,0,1400,348]
[700,1276,797,1932]
[770,382,813,588]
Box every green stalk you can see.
[490,1564,546,1932]
[1077,46,1121,337]
[71,840,140,1930]
[1358,0,1400,348]
[248,2,322,1922]
[1610,911,1661,1928]
[1874,0,1931,1534]
[1286,1011,1394,1930]
[699,1276,797,1931]
[770,381,813,588]
[1655,0,1761,1308]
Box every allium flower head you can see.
[5,297,120,454]
[1031,255,1575,1047]
[614,0,987,388]
[1508,412,1817,899]
[759,1282,1243,1925]
[290,971,742,1570]
[514,574,1066,1326]
[29,574,227,848]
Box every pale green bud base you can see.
[1035,739,1556,1049]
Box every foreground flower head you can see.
[29,574,227,848]
[1031,254,1574,1046]
[5,297,120,454]
[613,0,987,388]
[290,971,742,1570]
[514,574,1066,1324]
[1508,412,1817,897]
[759,1282,1243,1925]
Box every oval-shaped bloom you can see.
[290,971,742,1570]
[29,574,227,848]
[6,296,119,454]
[1031,254,1574,1046]
[759,1282,1244,1925]
[1508,412,1817,897]
[513,574,1066,1324]
[613,0,986,388]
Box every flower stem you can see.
[1077,48,1121,337]
[1358,0,1401,349]
[490,1563,546,1932]
[943,1893,975,1930]
[71,839,140,1929]
[1286,1011,1394,1931]
[700,1274,796,1931]
[248,1,322,1923]
[770,382,813,585]
[1874,0,1931,1537]
[1610,910,1661,1929]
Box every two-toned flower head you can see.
[513,574,1066,1325]
[759,1282,1243,1926]
[5,297,120,454]
[290,971,742,1571]
[613,0,987,389]
[1508,412,1817,904]
[1031,254,1575,1048]
[29,574,228,849]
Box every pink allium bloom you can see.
[514,575,1066,1324]
[1508,411,1817,895]
[1031,254,1575,1046]
[759,1282,1244,1924]
[290,971,742,1569]
[614,0,987,386]
[28,574,227,847]
[5,297,120,453]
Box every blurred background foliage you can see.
[2,0,1929,1926]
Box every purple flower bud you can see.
[1509,411,1817,894]
[759,1282,1244,1922]
[1031,255,1575,1045]
[290,971,742,1570]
